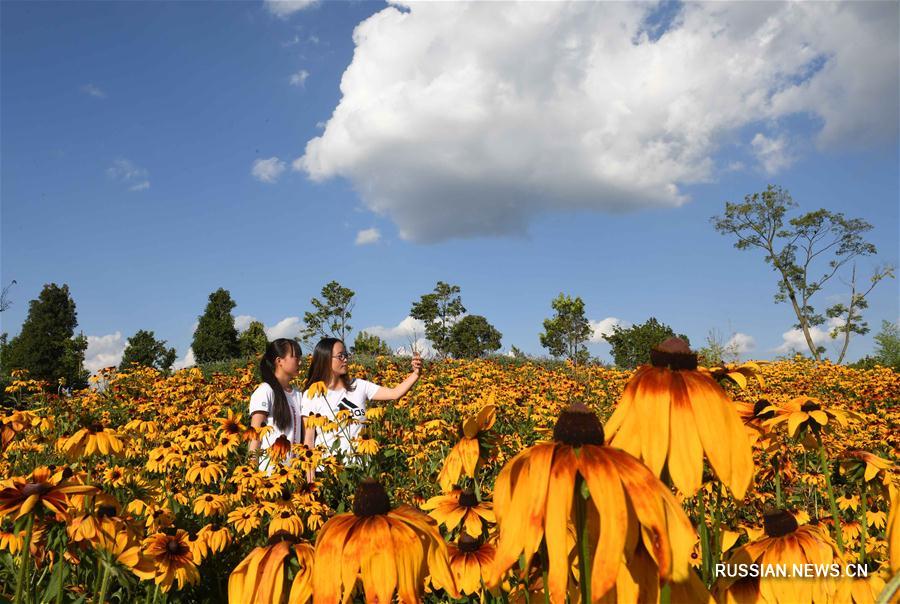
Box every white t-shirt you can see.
[301,379,381,459]
[249,383,304,472]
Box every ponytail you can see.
[259,338,302,433]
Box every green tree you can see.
[712,185,888,362]
[302,281,355,342]
[119,330,177,372]
[825,264,895,364]
[410,281,466,358]
[238,320,269,358]
[1,283,89,388]
[539,293,591,364]
[604,317,690,369]
[351,331,391,356]
[872,320,900,370]
[191,288,240,364]
[447,315,502,359]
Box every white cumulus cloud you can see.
[252,157,287,183]
[355,228,381,246]
[589,317,626,343]
[234,315,256,332]
[173,348,196,370]
[265,0,318,18]
[362,316,427,341]
[266,317,302,340]
[84,332,125,373]
[296,1,898,242]
[751,133,794,174]
[726,332,756,355]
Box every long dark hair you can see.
[304,337,355,393]
[259,338,302,432]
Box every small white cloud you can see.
[395,338,435,358]
[173,348,196,370]
[265,0,318,18]
[751,133,794,174]
[289,69,310,87]
[282,35,301,47]
[773,325,832,354]
[362,316,427,341]
[235,314,257,333]
[81,83,106,98]
[726,332,756,354]
[251,157,287,184]
[589,317,626,343]
[355,228,381,246]
[266,317,302,340]
[107,158,150,191]
[84,332,125,373]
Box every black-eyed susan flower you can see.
[228,531,313,604]
[365,406,384,421]
[0,466,96,520]
[93,526,155,580]
[143,529,200,592]
[0,529,23,555]
[605,338,754,500]
[193,493,228,517]
[761,396,857,439]
[198,523,231,553]
[437,401,497,492]
[354,434,380,456]
[312,478,458,603]
[715,510,841,604]
[227,505,262,536]
[840,450,893,486]
[488,402,696,603]
[422,489,495,538]
[701,361,767,390]
[447,534,497,596]
[306,381,327,399]
[185,460,226,485]
[59,420,124,458]
[217,409,246,437]
[268,509,304,537]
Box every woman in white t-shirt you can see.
[248,339,315,475]
[300,337,422,461]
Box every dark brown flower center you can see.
[89,422,104,433]
[97,505,117,518]
[22,482,52,497]
[800,400,821,413]
[458,533,480,553]
[353,478,391,517]
[763,510,798,538]
[166,539,187,555]
[753,399,775,420]
[553,403,604,446]
[458,490,478,508]
[267,530,299,546]
[649,338,698,370]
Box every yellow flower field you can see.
[1,350,898,603]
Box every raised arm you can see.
[371,354,422,401]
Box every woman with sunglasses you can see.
[301,337,421,462]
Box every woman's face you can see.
[277,345,301,377]
[331,341,348,378]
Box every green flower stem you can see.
[858,481,868,564]
[712,483,723,566]
[698,491,711,585]
[774,457,783,508]
[877,571,900,604]
[815,432,844,553]
[54,538,68,604]
[575,475,591,604]
[97,562,112,604]
[14,513,35,604]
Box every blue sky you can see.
[2,1,897,370]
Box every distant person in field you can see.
[247,339,314,475]
[301,337,422,462]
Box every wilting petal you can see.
[388,520,425,604]
[359,516,397,604]
[580,446,629,599]
[313,515,358,604]
[544,445,577,602]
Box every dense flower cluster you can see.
[0,351,897,603]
